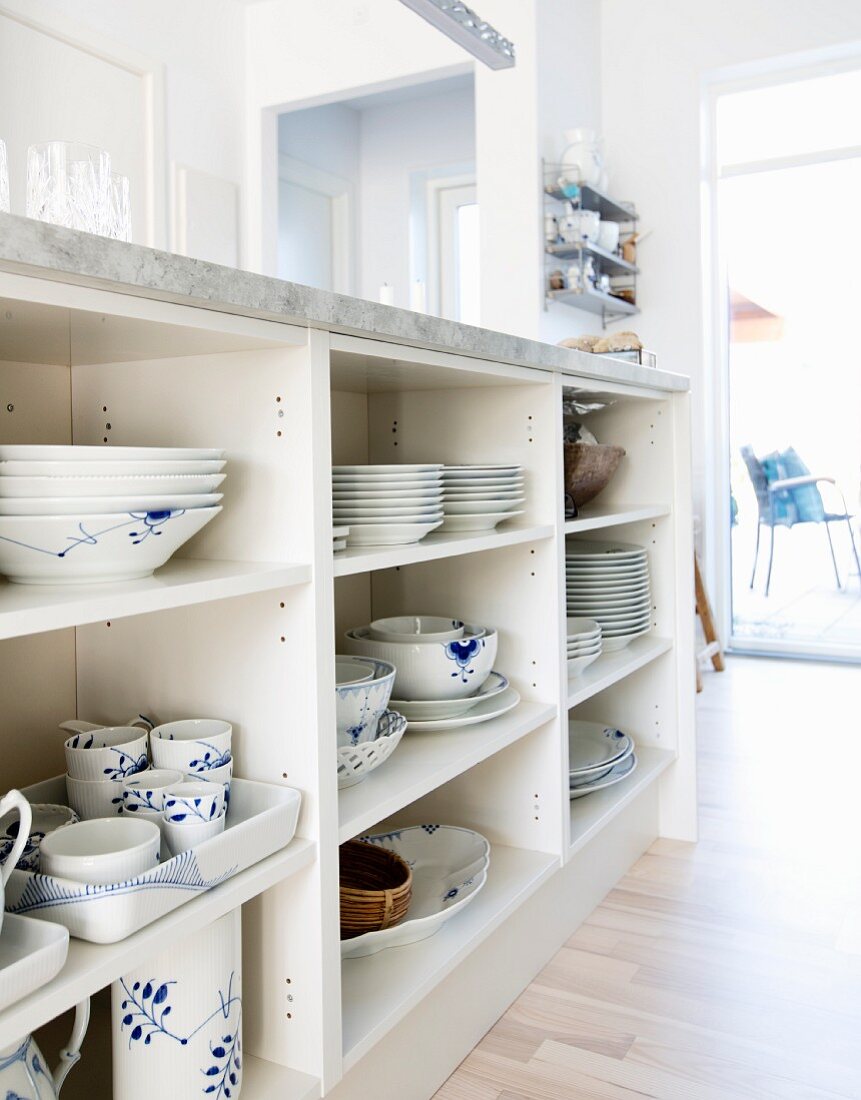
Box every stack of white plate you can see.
[569,719,637,799]
[441,465,526,532]
[565,540,651,651]
[566,617,602,677]
[0,445,224,584]
[332,465,444,547]
[333,525,349,553]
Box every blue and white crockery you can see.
[162,813,225,856]
[121,769,184,814]
[63,726,148,782]
[368,615,466,643]
[150,719,232,774]
[40,818,160,886]
[389,671,509,721]
[193,759,233,809]
[334,656,396,748]
[65,774,125,819]
[0,999,89,1099]
[335,657,374,685]
[0,790,31,937]
[0,803,77,872]
[336,709,407,788]
[162,781,225,825]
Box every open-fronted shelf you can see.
[564,502,669,536]
[0,559,312,640]
[0,839,315,1050]
[338,701,556,842]
[547,285,639,317]
[547,239,638,275]
[568,746,675,857]
[567,635,672,709]
[341,844,557,1069]
[244,1057,320,1100]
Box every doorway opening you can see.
[711,63,861,660]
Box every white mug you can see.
[0,789,32,937]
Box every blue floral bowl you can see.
[335,657,396,748]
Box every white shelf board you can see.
[0,558,311,640]
[0,838,316,1048]
[339,700,557,842]
[244,1056,320,1100]
[333,524,554,577]
[567,635,672,709]
[568,746,675,858]
[564,502,669,535]
[341,844,557,1069]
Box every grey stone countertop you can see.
[0,213,687,392]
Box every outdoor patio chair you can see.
[740,444,861,596]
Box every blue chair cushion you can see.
[780,447,826,523]
[761,451,797,526]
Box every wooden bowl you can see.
[563,441,626,508]
[339,839,412,939]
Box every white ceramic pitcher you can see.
[0,1000,90,1099]
[0,789,32,937]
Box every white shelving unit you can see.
[0,260,695,1100]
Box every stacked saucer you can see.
[332,465,444,547]
[441,465,525,532]
[565,540,651,651]
[569,720,637,799]
[566,617,602,677]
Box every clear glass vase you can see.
[26,141,111,233]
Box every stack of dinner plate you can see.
[568,719,637,799]
[332,465,444,547]
[441,464,525,532]
[0,444,225,584]
[565,539,651,651]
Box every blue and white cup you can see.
[150,719,232,775]
[162,781,225,825]
[121,769,184,814]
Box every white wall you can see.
[600,0,861,576]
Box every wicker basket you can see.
[339,839,412,939]
[563,441,626,508]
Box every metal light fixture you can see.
[398,0,515,69]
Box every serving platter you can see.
[569,752,638,798]
[391,672,509,720]
[0,913,70,1012]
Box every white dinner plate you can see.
[332,478,443,490]
[443,465,522,476]
[439,510,524,532]
[0,459,225,477]
[443,478,525,490]
[570,752,638,798]
[569,720,632,774]
[444,499,525,515]
[335,513,444,525]
[333,504,443,516]
[332,487,443,500]
[566,539,646,559]
[345,520,443,546]
[0,473,226,498]
[570,738,635,787]
[333,464,442,473]
[0,445,224,462]
[601,627,652,651]
[0,492,223,516]
[402,686,520,731]
[391,672,509,720]
[566,580,650,593]
[332,526,350,538]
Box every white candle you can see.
[379,284,394,306]
[410,279,427,313]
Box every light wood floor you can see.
[433,655,861,1100]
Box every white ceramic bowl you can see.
[150,719,232,774]
[368,616,465,643]
[566,617,601,638]
[344,624,497,700]
[163,781,225,825]
[336,709,407,789]
[336,657,375,685]
[345,521,443,547]
[121,769,185,814]
[40,817,160,884]
[163,813,225,856]
[567,651,602,678]
[65,775,125,819]
[190,760,233,809]
[0,506,221,584]
[64,727,149,782]
[0,475,225,498]
[0,803,78,872]
[0,493,222,517]
[334,657,396,747]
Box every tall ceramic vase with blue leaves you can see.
[111,909,242,1099]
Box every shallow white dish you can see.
[331,475,442,487]
[332,526,350,538]
[569,720,632,775]
[566,539,646,559]
[0,912,69,1013]
[570,752,638,798]
[0,445,225,462]
[332,486,442,500]
[0,459,225,477]
[335,513,444,527]
[600,626,652,651]
[0,474,225,498]
[444,498,525,515]
[0,505,221,584]
[401,686,520,731]
[340,825,490,958]
[443,479,525,490]
[567,651,602,677]
[333,464,442,474]
[345,520,443,546]
[570,738,634,786]
[0,492,223,517]
[7,775,302,943]
[391,671,509,720]
[566,617,601,636]
[443,464,522,475]
[440,511,524,532]
[568,593,651,609]
[336,710,407,788]
[333,505,443,518]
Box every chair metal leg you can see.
[824,520,842,588]
[750,522,761,589]
[844,515,861,584]
[765,524,776,596]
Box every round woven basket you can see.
[563,441,626,508]
[339,839,413,940]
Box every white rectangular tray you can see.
[5,776,301,944]
[0,912,69,1012]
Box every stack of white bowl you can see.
[566,617,603,677]
[0,445,225,584]
[441,465,525,532]
[569,719,637,799]
[332,465,444,548]
[565,540,652,651]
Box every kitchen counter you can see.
[0,212,687,392]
